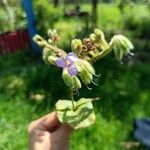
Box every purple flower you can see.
[56,52,78,76]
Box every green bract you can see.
[56,98,96,129]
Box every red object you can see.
[0,29,31,55]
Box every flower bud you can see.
[33,34,47,47]
[89,29,109,52]
[94,28,105,39]
[89,33,96,42]
[48,56,57,65]
[42,47,53,63]
[71,39,82,56]
[109,35,134,61]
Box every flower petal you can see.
[67,65,78,76]
[56,57,65,68]
[66,52,78,65]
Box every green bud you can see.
[89,29,109,52]
[71,39,82,56]
[89,33,96,42]
[109,35,134,61]
[42,47,53,63]
[48,56,57,65]
[48,39,52,44]
[48,29,57,38]
[33,34,47,47]
[94,28,104,39]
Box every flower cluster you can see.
[33,28,133,129]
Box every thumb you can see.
[28,112,61,133]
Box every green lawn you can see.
[0,3,150,150]
[0,49,149,150]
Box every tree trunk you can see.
[53,0,59,7]
[91,0,98,29]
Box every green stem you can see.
[91,48,112,62]
[70,88,75,110]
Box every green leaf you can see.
[55,98,96,129]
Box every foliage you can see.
[33,0,63,37]
[0,50,150,149]
[0,2,26,34]
[123,5,150,39]
[0,2,150,150]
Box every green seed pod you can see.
[33,34,47,47]
[71,39,82,56]
[109,34,134,61]
[48,56,57,65]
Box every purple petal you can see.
[56,57,65,68]
[66,52,78,65]
[67,65,78,76]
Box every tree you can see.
[53,0,59,7]
[91,0,98,28]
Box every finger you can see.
[41,112,61,132]
[29,112,61,133]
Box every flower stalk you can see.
[70,88,75,110]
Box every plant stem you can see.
[91,48,112,62]
[70,88,75,110]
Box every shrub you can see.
[33,0,63,37]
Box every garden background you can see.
[0,0,150,149]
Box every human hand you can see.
[28,112,73,150]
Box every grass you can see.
[0,3,150,150]
[0,50,150,150]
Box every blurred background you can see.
[0,0,150,149]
